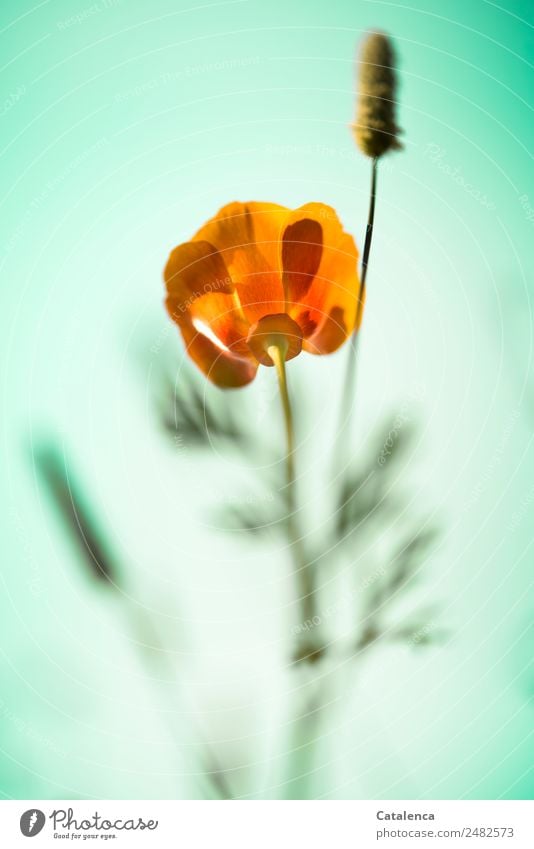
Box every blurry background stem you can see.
[334,157,378,473]
[34,443,233,800]
[123,602,233,800]
[269,345,318,657]
[279,672,326,799]
[275,159,379,797]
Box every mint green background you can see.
[1,0,533,799]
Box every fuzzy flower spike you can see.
[353,31,402,159]
[334,31,403,473]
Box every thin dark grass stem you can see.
[334,157,379,475]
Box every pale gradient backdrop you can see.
[1,0,533,799]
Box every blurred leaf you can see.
[364,524,439,614]
[159,368,247,448]
[354,523,441,652]
[131,329,250,450]
[390,619,449,648]
[33,443,120,589]
[354,611,448,653]
[384,524,439,599]
[334,414,415,543]
[212,501,288,538]
[135,330,445,662]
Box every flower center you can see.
[246,313,303,366]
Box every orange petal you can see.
[281,217,323,302]
[194,201,286,270]
[194,202,287,324]
[164,238,253,355]
[179,318,258,388]
[300,304,355,355]
[285,204,361,354]
[164,240,234,322]
[187,292,251,355]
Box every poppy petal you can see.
[282,217,323,301]
[164,240,234,323]
[195,202,287,324]
[187,293,251,356]
[302,306,348,354]
[179,318,258,388]
[164,201,361,382]
[194,201,286,271]
[285,204,361,353]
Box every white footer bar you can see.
[1,800,532,848]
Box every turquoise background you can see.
[0,0,533,799]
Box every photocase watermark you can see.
[265,142,395,173]
[0,85,26,116]
[291,565,386,635]
[377,409,410,467]
[0,697,65,758]
[464,408,520,510]
[507,482,534,533]
[19,806,159,837]
[518,194,534,227]
[377,383,426,467]
[57,0,120,30]
[151,274,234,356]
[406,620,437,647]
[206,489,275,505]
[149,323,174,357]
[3,137,109,258]
[115,57,260,102]
[10,509,42,597]
[422,143,496,211]
[20,809,45,837]
[266,142,360,162]
[255,372,279,424]
[169,275,233,320]
[171,430,187,454]
[50,807,158,834]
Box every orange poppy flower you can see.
[164,201,362,388]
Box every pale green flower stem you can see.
[269,342,323,799]
[268,344,317,644]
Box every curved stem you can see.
[268,345,317,654]
[267,345,295,487]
